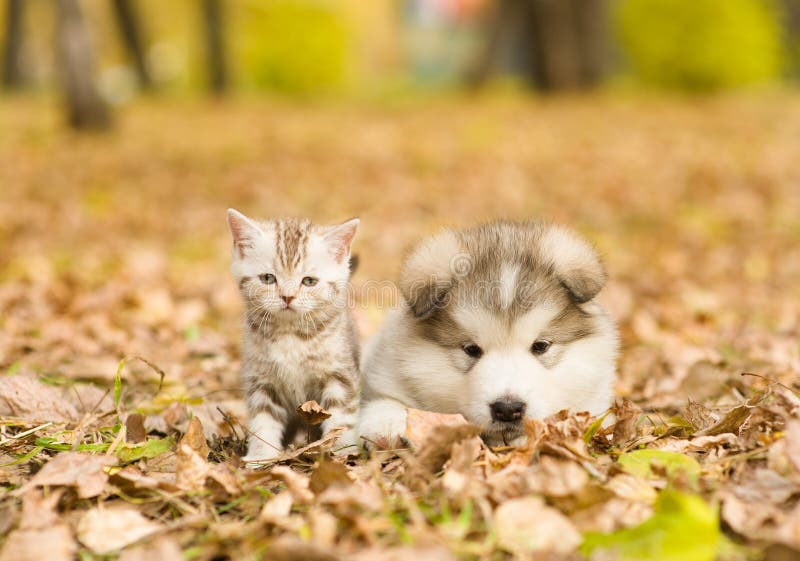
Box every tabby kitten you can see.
[227,209,361,461]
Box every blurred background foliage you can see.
[615,0,785,91]
[3,0,800,120]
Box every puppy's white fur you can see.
[357,221,618,447]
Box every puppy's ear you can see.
[399,230,462,319]
[227,209,262,257]
[541,226,606,303]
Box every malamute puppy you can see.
[357,221,618,447]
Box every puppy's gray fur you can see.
[357,221,618,447]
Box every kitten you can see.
[227,209,361,461]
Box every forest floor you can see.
[1,92,799,561]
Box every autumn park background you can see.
[1,1,800,560]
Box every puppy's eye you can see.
[302,276,318,287]
[260,273,277,285]
[463,344,483,359]
[531,340,551,355]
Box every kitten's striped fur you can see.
[227,209,360,461]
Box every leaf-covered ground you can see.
[1,93,799,561]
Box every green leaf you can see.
[618,449,701,483]
[581,489,720,561]
[114,357,126,409]
[115,436,175,463]
[584,410,611,443]
[34,437,109,453]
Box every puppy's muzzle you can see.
[489,398,526,423]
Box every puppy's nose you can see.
[489,399,526,422]
[281,295,295,305]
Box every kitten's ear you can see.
[541,226,606,303]
[399,229,462,319]
[227,209,262,257]
[323,218,359,263]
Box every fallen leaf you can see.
[298,400,332,426]
[18,488,63,529]
[117,536,183,561]
[733,468,798,504]
[0,375,79,423]
[695,404,751,437]
[405,408,472,449]
[618,449,701,485]
[494,496,582,554]
[684,398,718,432]
[582,489,720,561]
[176,416,210,490]
[406,421,481,485]
[25,452,116,498]
[0,525,76,561]
[613,398,643,445]
[125,413,147,443]
[309,456,352,494]
[270,465,314,503]
[77,506,161,554]
[350,546,458,561]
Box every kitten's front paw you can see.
[241,441,282,467]
[328,427,360,457]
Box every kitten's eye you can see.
[302,276,318,287]
[260,273,277,285]
[531,340,551,355]
[463,344,483,359]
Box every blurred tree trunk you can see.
[201,0,227,95]
[111,0,152,89]
[468,0,607,91]
[55,0,111,130]
[2,0,25,90]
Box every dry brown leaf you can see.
[612,398,643,445]
[207,463,241,496]
[308,507,339,546]
[696,403,752,436]
[18,488,63,529]
[441,436,482,501]
[526,456,589,498]
[176,416,211,490]
[684,398,719,431]
[606,473,658,504]
[263,536,341,561]
[298,400,332,426]
[0,375,80,423]
[309,456,352,494]
[260,491,294,525]
[24,452,116,499]
[406,421,481,484]
[405,408,472,449]
[734,468,798,504]
[125,413,147,443]
[77,507,161,554]
[110,466,180,493]
[270,465,314,503]
[350,546,458,561]
[0,525,76,561]
[494,496,582,554]
[117,536,183,561]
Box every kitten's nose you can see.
[489,399,526,423]
[281,295,295,305]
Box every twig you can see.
[0,422,53,446]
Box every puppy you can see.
[357,221,618,447]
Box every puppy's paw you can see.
[357,399,409,453]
